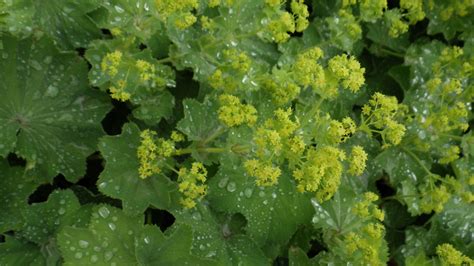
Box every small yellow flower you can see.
[348,145,368,176]
[170,131,185,142]
[244,159,281,186]
[101,50,123,77]
[137,130,161,179]
[178,162,208,209]
[135,59,155,82]
[328,54,365,93]
[217,94,258,127]
[436,243,473,266]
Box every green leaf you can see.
[97,0,162,42]
[207,162,313,257]
[374,147,430,215]
[289,247,312,266]
[388,65,411,92]
[0,34,111,181]
[58,205,142,265]
[0,160,37,232]
[310,187,389,265]
[137,224,213,265]
[131,89,175,125]
[1,0,101,49]
[425,0,474,40]
[97,123,178,215]
[85,39,175,125]
[404,41,444,89]
[432,197,474,248]
[366,21,409,54]
[177,98,221,142]
[405,252,433,266]
[58,205,207,265]
[173,204,270,264]
[310,187,359,232]
[0,236,45,266]
[18,189,82,245]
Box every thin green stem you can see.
[202,126,226,146]
[439,133,463,141]
[174,147,227,156]
[401,147,432,175]
[378,47,405,58]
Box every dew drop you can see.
[74,252,83,259]
[98,206,110,218]
[58,208,66,215]
[192,212,202,221]
[104,251,113,261]
[108,223,116,231]
[45,85,59,98]
[244,188,253,198]
[218,177,229,188]
[78,240,89,248]
[226,182,236,192]
[90,254,98,263]
[114,5,124,13]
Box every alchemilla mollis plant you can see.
[0,0,473,265]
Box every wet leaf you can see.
[173,204,270,264]
[0,34,111,181]
[1,0,101,49]
[97,123,178,215]
[0,160,37,232]
[207,161,313,257]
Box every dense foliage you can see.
[0,0,473,265]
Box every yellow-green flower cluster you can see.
[246,108,303,185]
[267,12,295,43]
[348,145,368,176]
[217,94,257,127]
[424,102,469,133]
[109,79,131,102]
[327,117,356,144]
[431,1,472,21]
[200,16,215,31]
[136,60,155,82]
[328,54,366,93]
[326,9,362,50]
[291,0,310,32]
[155,0,198,29]
[293,146,346,202]
[223,49,251,74]
[137,130,162,179]
[359,0,387,22]
[265,0,309,43]
[400,0,425,24]
[419,45,471,136]
[137,129,182,179]
[439,145,460,164]
[244,159,281,186]
[178,162,208,209]
[361,92,406,148]
[292,47,325,87]
[384,10,409,38]
[254,108,300,156]
[344,222,386,266]
[170,131,185,142]
[352,192,385,221]
[208,49,253,92]
[262,72,301,105]
[101,50,122,77]
[419,181,450,213]
[436,243,473,266]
